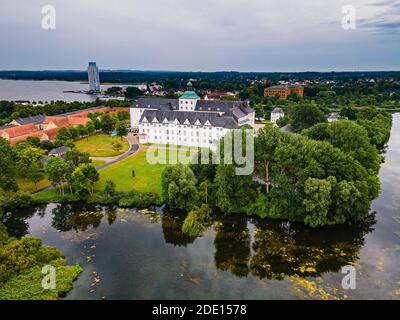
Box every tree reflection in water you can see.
[161,209,196,246]
[213,215,251,277]
[213,214,376,279]
[4,203,376,280]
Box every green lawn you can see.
[33,147,198,201]
[91,160,107,167]
[94,149,167,194]
[75,134,129,157]
[18,177,51,193]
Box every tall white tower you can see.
[87,62,100,92]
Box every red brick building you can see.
[264,85,304,100]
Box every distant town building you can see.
[88,62,101,93]
[265,85,304,100]
[130,82,255,150]
[327,113,340,122]
[270,108,285,124]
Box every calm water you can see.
[4,114,400,300]
[0,79,122,103]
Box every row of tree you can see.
[160,109,391,227]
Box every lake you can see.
[3,113,400,300]
[0,79,133,103]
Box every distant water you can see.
[0,79,121,103]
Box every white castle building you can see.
[130,82,255,149]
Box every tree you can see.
[288,102,327,131]
[28,166,44,191]
[116,110,130,121]
[161,165,198,210]
[0,138,17,191]
[303,177,335,227]
[255,125,280,192]
[45,157,70,195]
[276,115,289,128]
[64,149,91,167]
[77,124,89,139]
[182,204,212,237]
[15,146,44,179]
[340,106,357,120]
[303,120,381,172]
[115,121,128,140]
[102,180,117,199]
[68,127,79,140]
[101,113,114,133]
[86,120,95,136]
[252,126,380,225]
[81,164,99,195]
[70,166,89,197]
[57,127,72,142]
[214,164,254,213]
[124,87,143,99]
[112,141,123,153]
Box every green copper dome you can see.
[180,81,199,99]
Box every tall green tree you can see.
[288,102,326,131]
[0,138,17,191]
[161,165,198,210]
[115,121,128,140]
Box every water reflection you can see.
[213,215,251,277]
[3,203,376,281]
[161,210,196,246]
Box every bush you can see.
[5,191,35,209]
[118,190,159,208]
[182,204,212,237]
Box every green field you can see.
[92,160,107,167]
[33,147,198,201]
[75,134,129,157]
[18,178,51,193]
[94,148,167,194]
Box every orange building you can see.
[264,85,304,100]
[0,106,128,146]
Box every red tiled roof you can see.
[43,117,70,127]
[43,127,59,140]
[0,124,38,139]
[67,116,89,125]
[9,131,48,146]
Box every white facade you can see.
[139,121,230,149]
[131,85,255,150]
[271,108,285,124]
[88,62,100,92]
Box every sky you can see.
[0,0,399,72]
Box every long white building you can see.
[130,82,255,149]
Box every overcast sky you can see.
[0,0,399,71]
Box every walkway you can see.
[32,133,140,194]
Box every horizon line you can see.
[0,69,400,74]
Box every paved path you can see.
[32,134,140,194]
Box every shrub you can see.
[182,204,212,237]
[5,191,35,209]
